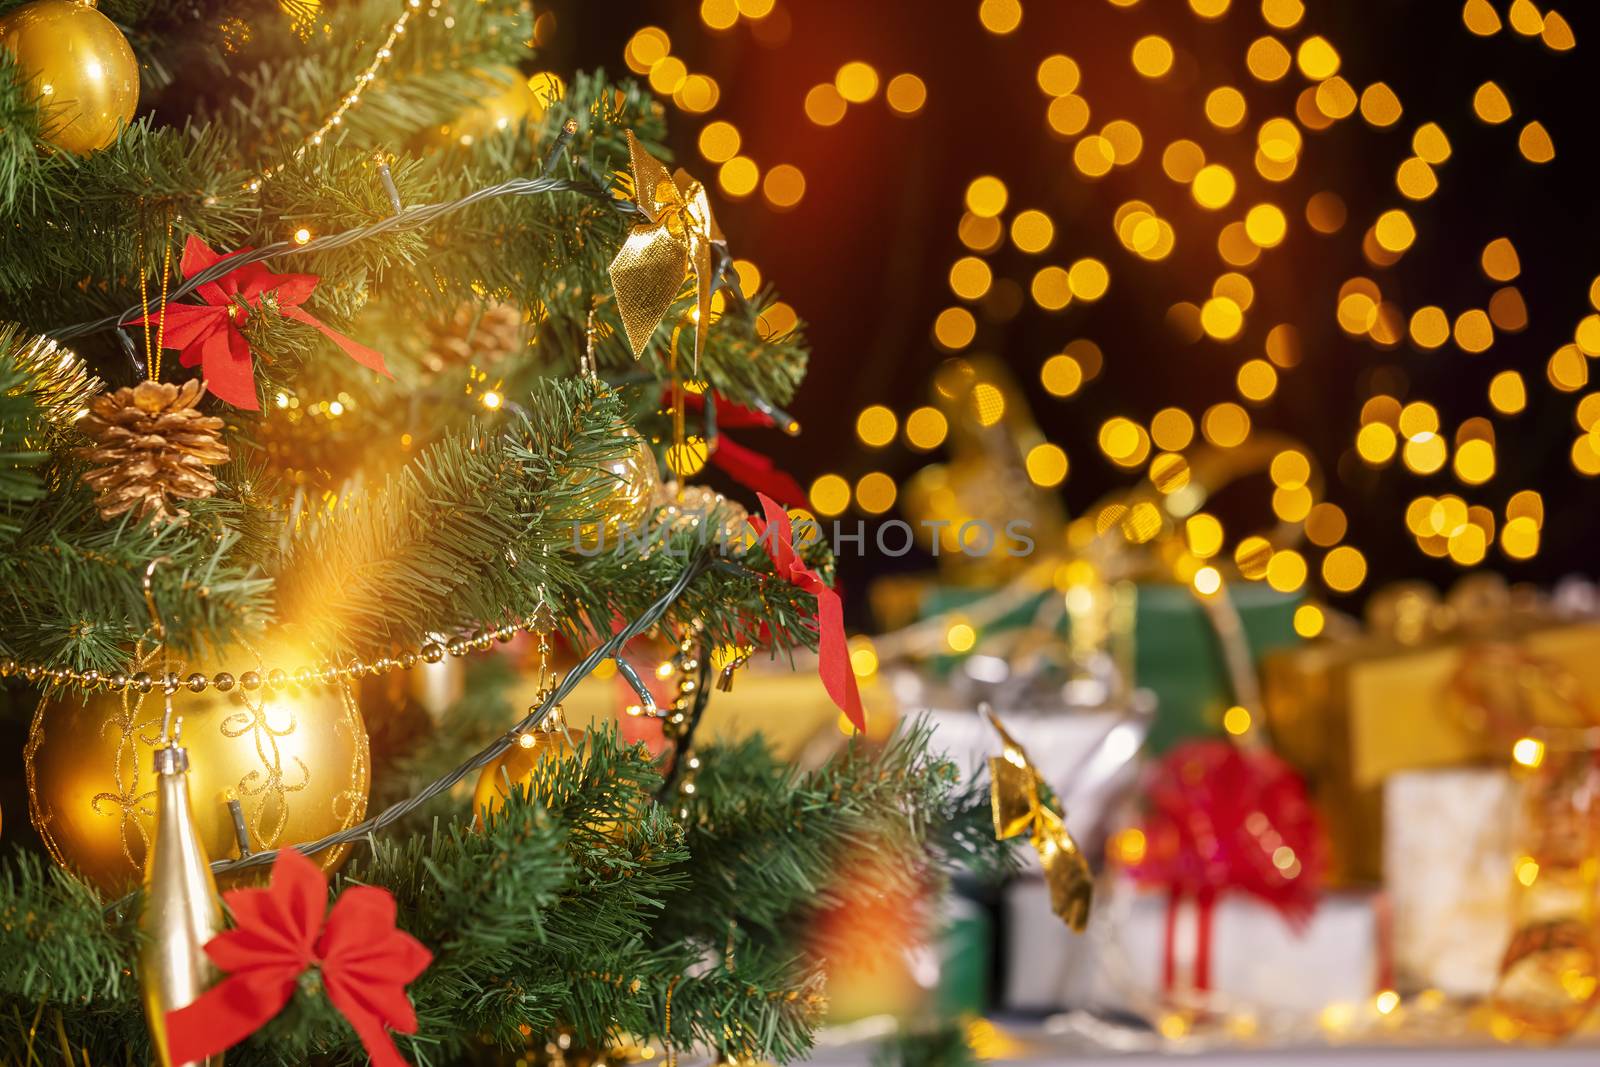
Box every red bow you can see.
[1127,739,1325,927]
[750,492,864,730]
[668,390,807,506]
[132,236,390,410]
[165,849,432,1067]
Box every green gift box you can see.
[911,581,1303,753]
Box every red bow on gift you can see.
[165,848,432,1067]
[132,236,390,411]
[750,492,864,730]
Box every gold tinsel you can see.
[0,321,102,431]
[76,379,228,524]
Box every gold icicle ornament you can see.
[982,705,1093,932]
[607,131,724,369]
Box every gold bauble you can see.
[26,648,370,896]
[576,428,660,548]
[445,67,563,146]
[473,728,583,823]
[0,0,140,155]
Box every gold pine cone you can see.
[425,300,529,374]
[77,379,229,524]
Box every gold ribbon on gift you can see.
[607,131,724,369]
[982,705,1093,932]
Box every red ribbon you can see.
[132,236,390,410]
[165,849,432,1067]
[750,492,865,731]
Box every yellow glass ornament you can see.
[575,428,660,549]
[473,727,583,823]
[445,67,556,145]
[26,646,370,896]
[0,0,139,155]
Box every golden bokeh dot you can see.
[1409,306,1449,349]
[1099,417,1151,467]
[804,84,847,126]
[1542,11,1575,50]
[1399,401,1439,438]
[1065,338,1104,378]
[1577,316,1600,356]
[933,306,977,350]
[701,0,738,29]
[1404,433,1448,475]
[1396,157,1438,200]
[1192,164,1237,209]
[1163,140,1206,183]
[809,473,850,516]
[1473,81,1512,124]
[1489,370,1526,414]
[1509,0,1543,37]
[1413,122,1452,164]
[1454,438,1496,485]
[1271,449,1312,489]
[1258,117,1302,162]
[1235,535,1273,579]
[978,0,1023,34]
[1489,287,1528,332]
[650,56,690,95]
[1463,0,1501,35]
[1296,36,1340,80]
[1202,401,1251,446]
[1448,524,1488,566]
[1519,121,1555,163]
[1031,266,1073,311]
[1025,443,1070,487]
[1501,516,1540,560]
[1132,35,1175,77]
[1306,191,1347,233]
[762,164,806,209]
[949,256,993,300]
[1037,54,1081,96]
[1454,309,1494,353]
[1010,209,1055,253]
[965,175,1009,217]
[1273,485,1312,522]
[1237,359,1277,401]
[1306,502,1347,546]
[1068,258,1110,300]
[1151,407,1195,451]
[1244,203,1288,248]
[718,156,760,198]
[1294,603,1325,637]
[1357,422,1398,465]
[1186,513,1224,558]
[731,258,762,297]
[1219,222,1261,267]
[1206,86,1248,130]
[1190,0,1230,18]
[676,74,720,113]
[1101,119,1144,164]
[1360,82,1403,127]
[1047,93,1092,136]
[1262,0,1304,29]
[1315,76,1358,120]
[856,405,898,448]
[1074,135,1116,177]
[1248,36,1292,81]
[1215,272,1255,311]
[1507,488,1544,526]
[1374,209,1416,253]
[855,471,897,514]
[1150,451,1191,493]
[699,120,741,163]
[1481,237,1521,281]
[1266,323,1302,367]
[886,73,927,114]
[1575,436,1600,476]
[1322,545,1367,593]
[1337,292,1378,335]
[1041,354,1084,397]
[905,406,948,450]
[1201,296,1244,340]
[835,61,880,103]
[958,211,1003,253]
[1267,548,1308,592]
[1549,344,1589,392]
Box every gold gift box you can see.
[1264,593,1600,885]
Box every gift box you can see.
[1383,767,1517,997]
[1000,876,1386,1015]
[912,581,1301,754]
[1262,585,1600,885]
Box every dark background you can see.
[555,1,1600,624]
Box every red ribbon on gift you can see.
[750,492,864,730]
[1128,739,1325,992]
[165,848,432,1067]
[132,236,390,410]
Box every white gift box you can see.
[1384,767,1517,996]
[1000,875,1384,1015]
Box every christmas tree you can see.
[0,1,1006,1061]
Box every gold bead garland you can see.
[0,613,541,695]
